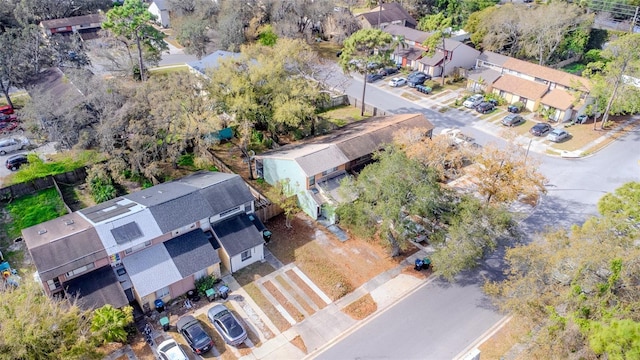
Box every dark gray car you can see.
[501,114,525,127]
[207,304,248,346]
[176,315,213,355]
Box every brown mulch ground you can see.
[285,269,327,309]
[130,336,154,360]
[290,335,308,354]
[342,294,377,320]
[275,275,316,315]
[263,280,305,322]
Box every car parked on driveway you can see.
[388,77,407,87]
[501,114,525,127]
[463,94,484,109]
[407,72,431,87]
[0,105,14,115]
[507,104,522,113]
[0,121,19,134]
[157,339,189,360]
[475,101,495,114]
[379,67,399,77]
[530,123,553,136]
[366,73,383,83]
[207,304,248,346]
[547,128,570,142]
[5,154,28,171]
[176,315,213,355]
[0,137,29,155]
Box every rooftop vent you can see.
[64,219,74,226]
[38,229,47,235]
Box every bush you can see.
[177,153,195,167]
[87,164,117,203]
[195,275,219,295]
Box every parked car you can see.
[388,77,407,87]
[463,94,484,109]
[0,105,14,115]
[507,104,521,113]
[576,114,590,124]
[501,114,525,127]
[530,123,553,136]
[366,73,383,83]
[0,114,17,123]
[176,315,213,355]
[0,121,19,134]
[207,304,248,346]
[547,128,570,142]
[440,128,475,147]
[475,101,495,114]
[5,154,28,171]
[157,339,189,360]
[379,67,399,77]
[407,72,431,87]
[0,137,29,155]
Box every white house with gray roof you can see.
[23,172,268,311]
[255,114,434,223]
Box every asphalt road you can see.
[314,75,640,359]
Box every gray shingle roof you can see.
[384,24,431,43]
[64,265,128,310]
[359,3,417,27]
[198,176,254,215]
[477,51,510,67]
[149,192,214,233]
[123,244,182,297]
[212,214,264,257]
[164,230,220,278]
[39,13,103,30]
[187,50,241,75]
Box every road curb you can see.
[303,274,437,359]
[453,315,512,360]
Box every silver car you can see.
[547,128,570,142]
[0,136,29,155]
[207,304,248,346]
[463,94,484,108]
[388,77,407,87]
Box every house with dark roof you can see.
[39,13,103,40]
[23,172,267,311]
[466,51,592,122]
[254,114,434,222]
[356,3,417,29]
[383,26,480,77]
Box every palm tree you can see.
[91,305,134,343]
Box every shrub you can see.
[87,164,117,203]
[195,275,219,295]
[177,153,195,167]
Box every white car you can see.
[157,339,189,360]
[463,94,484,109]
[440,128,475,147]
[388,77,407,87]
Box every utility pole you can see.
[377,0,383,29]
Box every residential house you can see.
[466,51,592,121]
[356,3,417,29]
[39,13,103,40]
[254,114,434,222]
[148,0,170,28]
[187,50,242,77]
[24,172,268,311]
[384,25,480,76]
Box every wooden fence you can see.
[0,167,88,204]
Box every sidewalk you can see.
[239,249,432,360]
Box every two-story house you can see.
[356,3,417,30]
[254,114,434,223]
[383,25,480,77]
[24,172,267,311]
[466,51,592,121]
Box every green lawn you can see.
[5,188,68,239]
[310,41,342,61]
[318,105,370,127]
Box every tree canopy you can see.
[486,181,640,358]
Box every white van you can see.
[0,137,29,155]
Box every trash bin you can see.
[154,299,165,313]
[206,288,216,302]
[263,230,272,244]
[218,285,229,300]
[159,316,170,331]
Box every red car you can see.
[0,121,19,133]
[0,105,14,115]
[0,113,18,123]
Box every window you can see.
[156,286,169,299]
[125,240,152,255]
[322,167,338,176]
[308,176,315,187]
[241,250,252,261]
[65,263,95,278]
[47,278,61,291]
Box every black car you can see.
[378,67,399,77]
[407,72,431,87]
[530,123,553,136]
[475,101,495,114]
[501,114,525,127]
[366,73,383,83]
[176,315,213,355]
[5,154,28,171]
[507,104,521,113]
